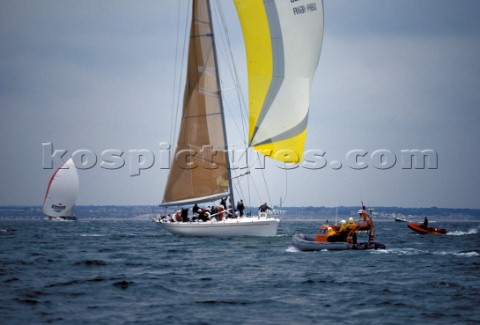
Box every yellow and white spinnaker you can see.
[234,0,324,163]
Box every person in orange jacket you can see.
[326,227,339,242]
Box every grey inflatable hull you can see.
[292,233,350,251]
[292,233,386,251]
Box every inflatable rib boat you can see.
[292,233,386,251]
[407,223,447,235]
[291,204,386,252]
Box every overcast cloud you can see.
[1,0,479,209]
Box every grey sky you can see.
[1,0,479,209]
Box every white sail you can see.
[43,158,79,218]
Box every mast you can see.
[162,0,230,206]
[206,0,235,213]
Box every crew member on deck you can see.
[337,219,348,241]
[339,219,347,232]
[181,208,189,222]
[326,227,339,242]
[193,203,199,215]
[237,200,245,217]
[346,217,357,232]
[258,203,272,213]
[220,197,227,210]
[423,216,429,228]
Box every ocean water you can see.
[0,218,479,324]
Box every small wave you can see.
[371,247,427,255]
[446,228,478,236]
[14,298,39,305]
[456,251,479,257]
[113,280,134,290]
[73,260,107,267]
[285,246,333,253]
[79,234,105,237]
[374,247,479,257]
[196,300,254,305]
[285,245,300,253]
[112,233,136,239]
[45,277,123,288]
[435,251,479,257]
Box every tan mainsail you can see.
[162,0,230,206]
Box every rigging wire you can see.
[213,0,248,145]
[259,152,274,213]
[168,2,182,146]
[211,1,277,211]
[247,151,252,213]
[170,1,191,147]
[281,163,289,206]
[211,0,252,206]
[216,2,280,212]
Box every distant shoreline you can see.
[1,214,479,223]
[1,205,479,221]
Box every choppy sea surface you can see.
[1,217,479,324]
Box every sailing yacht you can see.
[157,0,323,236]
[43,158,79,221]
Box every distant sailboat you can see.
[393,213,408,222]
[157,0,323,236]
[43,158,79,221]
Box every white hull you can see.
[156,216,279,237]
[45,216,77,222]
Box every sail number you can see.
[290,0,318,15]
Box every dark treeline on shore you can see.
[1,205,479,220]
[274,205,480,218]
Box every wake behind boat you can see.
[156,0,323,237]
